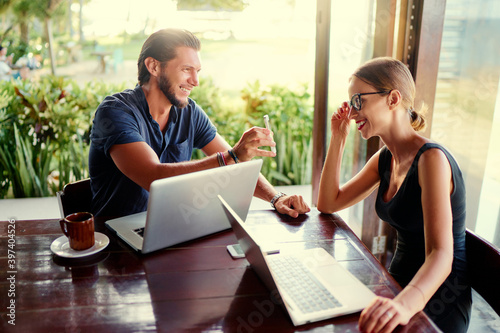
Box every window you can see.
[432,0,500,246]
[327,0,379,234]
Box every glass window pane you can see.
[177,1,317,187]
[328,0,377,233]
[432,0,500,246]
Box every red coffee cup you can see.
[59,212,95,251]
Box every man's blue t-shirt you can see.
[89,85,217,217]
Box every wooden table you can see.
[0,209,440,332]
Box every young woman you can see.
[317,57,471,333]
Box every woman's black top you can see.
[376,143,471,332]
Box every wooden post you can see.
[359,0,397,263]
[45,17,57,76]
[311,0,331,206]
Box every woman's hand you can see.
[331,101,352,139]
[358,296,412,333]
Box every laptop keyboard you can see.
[267,255,342,313]
[134,227,145,237]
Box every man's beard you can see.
[158,72,188,108]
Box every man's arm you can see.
[109,127,273,191]
[110,128,310,217]
[203,131,311,217]
[109,141,220,191]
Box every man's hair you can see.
[137,29,201,85]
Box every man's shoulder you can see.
[101,86,144,107]
[185,97,199,109]
[187,98,208,115]
[97,86,147,116]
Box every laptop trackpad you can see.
[316,264,360,287]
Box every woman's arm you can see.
[317,102,380,214]
[395,148,455,307]
[359,148,454,333]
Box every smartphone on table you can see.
[226,243,280,259]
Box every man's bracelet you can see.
[216,152,226,166]
[228,149,239,163]
[270,192,286,209]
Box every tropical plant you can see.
[0,88,14,198]
[241,81,314,185]
[191,79,314,186]
[0,76,126,198]
[1,74,314,198]
[0,124,53,197]
[190,76,247,159]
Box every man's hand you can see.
[274,195,311,218]
[232,127,276,162]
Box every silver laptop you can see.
[218,195,376,326]
[105,160,262,254]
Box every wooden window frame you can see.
[312,0,446,262]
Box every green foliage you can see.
[0,74,313,198]
[0,124,52,198]
[190,76,247,159]
[192,79,314,186]
[12,0,65,19]
[241,81,314,185]
[0,0,15,14]
[0,77,126,198]
[4,40,28,64]
[11,0,37,15]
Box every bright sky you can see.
[81,0,316,39]
[81,0,177,37]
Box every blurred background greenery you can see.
[0,0,353,199]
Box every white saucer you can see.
[50,232,109,258]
